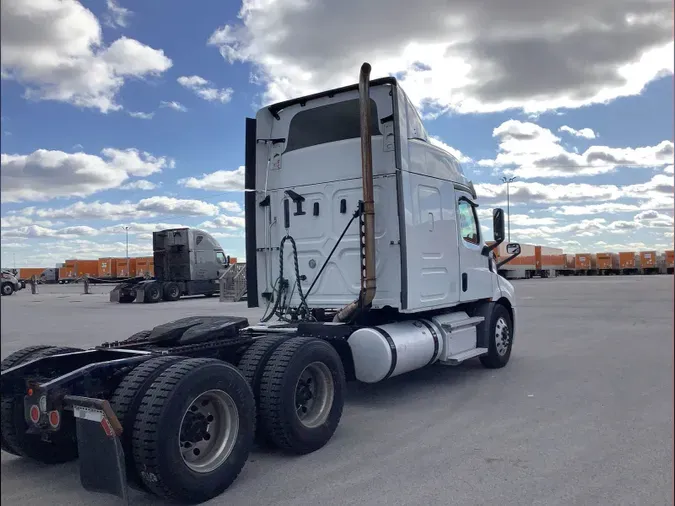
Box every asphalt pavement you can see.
[1,276,673,506]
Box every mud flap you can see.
[65,396,128,504]
[109,286,122,302]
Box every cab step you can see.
[441,347,488,365]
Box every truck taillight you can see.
[29,405,40,424]
[48,410,60,428]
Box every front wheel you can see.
[1,283,14,296]
[479,304,513,369]
[258,337,345,454]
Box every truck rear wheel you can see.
[132,358,255,503]
[479,304,513,369]
[143,282,162,303]
[1,346,82,462]
[109,355,187,489]
[258,337,345,455]
[162,282,181,301]
[237,335,290,443]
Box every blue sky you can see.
[1,0,673,268]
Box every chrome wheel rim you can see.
[2,285,12,295]
[495,317,510,356]
[178,389,239,473]
[294,362,334,429]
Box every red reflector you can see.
[100,417,114,437]
[29,405,40,424]
[48,410,60,428]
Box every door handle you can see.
[429,212,434,231]
[462,273,468,292]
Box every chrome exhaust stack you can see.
[334,62,377,322]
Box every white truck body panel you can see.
[251,78,510,314]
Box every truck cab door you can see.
[456,192,494,302]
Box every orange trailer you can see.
[97,258,119,279]
[574,253,593,272]
[665,250,674,274]
[135,257,155,277]
[639,251,658,274]
[17,267,49,281]
[618,252,638,273]
[116,258,137,278]
[59,260,78,283]
[596,252,619,274]
[76,260,99,278]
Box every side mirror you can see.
[493,208,505,243]
[506,243,521,255]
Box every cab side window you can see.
[457,199,480,245]
[216,252,227,264]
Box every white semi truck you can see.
[0,63,521,504]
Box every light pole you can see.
[501,176,517,242]
[124,226,130,260]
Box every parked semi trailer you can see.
[109,228,230,303]
[493,243,561,279]
[665,250,674,274]
[596,252,619,275]
[619,251,639,274]
[639,251,658,274]
[0,63,522,504]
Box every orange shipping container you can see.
[666,250,675,268]
[135,257,155,277]
[116,258,137,278]
[535,246,564,270]
[619,252,637,269]
[77,260,99,278]
[59,260,78,280]
[98,257,118,278]
[229,257,237,265]
[575,253,592,270]
[563,254,575,269]
[596,252,619,270]
[17,267,49,281]
[639,251,657,269]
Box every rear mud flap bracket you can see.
[66,396,129,504]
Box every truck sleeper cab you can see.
[0,63,521,505]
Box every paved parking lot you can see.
[1,276,673,505]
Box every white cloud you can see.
[218,201,244,214]
[1,148,174,202]
[178,75,234,103]
[1,0,172,113]
[160,101,188,112]
[207,0,673,116]
[120,180,158,190]
[633,210,674,228]
[178,166,245,191]
[664,165,674,175]
[559,125,596,139]
[548,203,641,215]
[199,215,246,230]
[477,119,673,178]
[0,216,55,228]
[135,197,220,216]
[104,0,131,28]
[1,224,99,239]
[102,222,188,234]
[128,111,154,120]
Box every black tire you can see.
[479,304,514,369]
[1,346,82,462]
[132,358,255,503]
[162,282,181,302]
[122,329,151,343]
[258,337,345,454]
[143,283,162,304]
[1,283,14,296]
[237,335,290,443]
[110,355,187,489]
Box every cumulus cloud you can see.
[1,0,172,113]
[178,166,245,191]
[120,180,158,190]
[128,111,154,120]
[428,136,471,163]
[104,0,131,28]
[19,197,221,221]
[207,0,673,116]
[199,215,246,230]
[477,119,672,178]
[178,75,234,103]
[160,101,188,112]
[218,201,244,214]
[1,224,99,239]
[0,216,55,228]
[1,148,174,202]
[559,126,596,139]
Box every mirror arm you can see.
[496,249,522,269]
